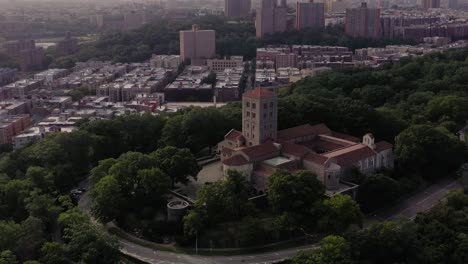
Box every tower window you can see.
[252,113,256,118]
[270,102,274,107]
[264,103,267,109]
[246,101,250,107]
[252,103,256,109]
[246,111,250,116]
[269,112,273,117]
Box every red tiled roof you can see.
[241,142,279,159]
[326,145,376,167]
[277,123,332,141]
[223,154,249,166]
[222,146,234,155]
[331,131,360,143]
[303,152,329,165]
[243,88,276,99]
[225,129,244,141]
[375,141,393,152]
[281,142,311,157]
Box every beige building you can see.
[345,3,381,39]
[180,25,216,65]
[256,0,288,38]
[225,0,251,17]
[219,88,394,196]
[296,0,325,30]
[242,89,278,146]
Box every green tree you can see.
[0,221,22,251]
[90,175,123,223]
[319,194,362,233]
[184,170,250,232]
[291,236,352,264]
[136,168,171,203]
[40,242,70,264]
[16,217,46,260]
[268,170,325,215]
[89,158,117,185]
[0,250,18,264]
[151,146,200,188]
[64,223,119,264]
[357,174,400,212]
[58,208,89,229]
[395,125,468,179]
[25,191,62,226]
[349,219,418,264]
[25,167,54,192]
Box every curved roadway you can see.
[79,178,463,264]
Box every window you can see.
[264,113,267,118]
[270,102,274,108]
[247,124,249,128]
[252,134,255,138]
[252,113,256,118]
[252,103,256,109]
[264,103,267,109]
[269,112,273,117]
[246,101,250,107]
[246,111,250,117]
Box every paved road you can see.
[119,178,463,264]
[121,241,317,264]
[365,178,462,225]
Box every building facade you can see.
[225,0,251,17]
[345,3,381,39]
[256,0,288,38]
[421,0,440,9]
[296,0,325,30]
[180,25,216,65]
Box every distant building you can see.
[150,55,181,69]
[421,0,440,9]
[0,68,18,86]
[448,0,458,9]
[256,0,288,38]
[124,10,147,31]
[225,0,251,17]
[179,25,216,65]
[34,69,70,84]
[0,114,32,145]
[3,40,35,57]
[56,32,78,55]
[3,40,45,72]
[345,2,381,39]
[19,47,45,72]
[296,0,325,30]
[207,56,244,73]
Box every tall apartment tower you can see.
[225,0,252,17]
[179,25,216,65]
[421,0,440,9]
[296,0,325,30]
[345,2,381,39]
[242,88,278,146]
[256,0,288,38]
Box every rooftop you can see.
[243,88,276,99]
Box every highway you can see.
[117,178,463,264]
